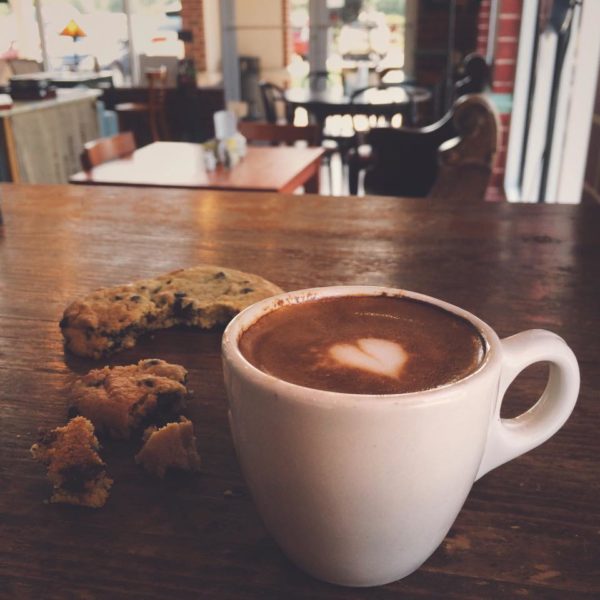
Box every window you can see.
[0,0,42,63]
[0,0,184,86]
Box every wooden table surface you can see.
[0,184,599,599]
[70,143,324,193]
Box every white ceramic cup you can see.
[221,287,580,587]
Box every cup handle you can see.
[476,329,579,480]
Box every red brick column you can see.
[181,0,206,71]
[477,0,523,201]
[476,0,491,56]
[282,0,293,67]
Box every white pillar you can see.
[308,0,328,90]
[220,0,240,102]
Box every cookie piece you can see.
[30,416,112,508]
[61,265,283,358]
[135,417,201,478]
[68,359,189,439]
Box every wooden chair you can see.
[348,94,498,202]
[238,122,320,147]
[115,67,169,142]
[80,131,136,170]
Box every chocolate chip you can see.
[142,378,155,388]
[152,286,162,293]
[174,291,187,298]
[173,296,195,319]
[60,464,104,493]
[130,295,142,302]
[156,391,183,412]
[214,271,226,280]
[240,287,253,294]
[165,279,172,285]
[113,294,124,301]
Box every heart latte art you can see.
[328,338,408,379]
[239,295,486,395]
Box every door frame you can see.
[505,0,600,204]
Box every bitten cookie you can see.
[68,359,189,439]
[30,416,112,508]
[60,265,283,358]
[135,417,202,478]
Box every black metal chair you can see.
[258,81,294,124]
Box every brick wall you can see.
[477,0,523,201]
[582,61,600,205]
[476,0,490,56]
[282,0,292,67]
[181,0,206,71]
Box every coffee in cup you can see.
[239,294,486,395]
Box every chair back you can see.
[81,132,136,170]
[258,82,292,124]
[357,94,498,201]
[238,122,320,147]
[428,94,499,202]
[454,53,490,98]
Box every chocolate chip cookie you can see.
[30,416,113,508]
[60,265,283,358]
[68,359,189,439]
[135,417,202,478]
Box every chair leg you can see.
[149,108,160,142]
[329,156,335,195]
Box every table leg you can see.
[304,164,320,194]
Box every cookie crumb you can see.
[135,417,201,478]
[30,417,112,508]
[68,359,189,439]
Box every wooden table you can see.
[1,184,599,599]
[9,70,115,89]
[70,143,324,193]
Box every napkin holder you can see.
[202,110,247,170]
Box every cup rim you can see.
[222,286,502,406]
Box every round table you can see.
[284,84,432,128]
